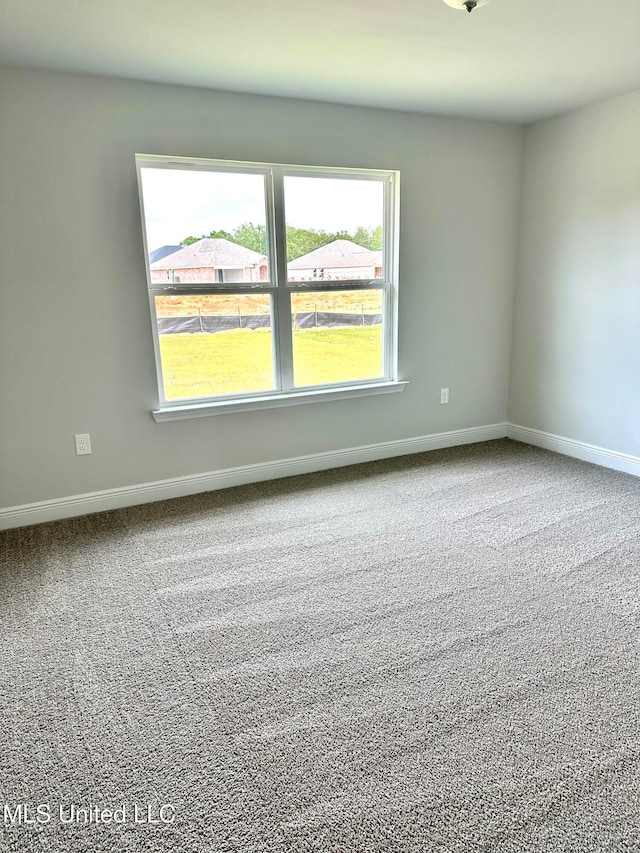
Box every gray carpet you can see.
[1,439,639,853]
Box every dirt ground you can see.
[155,291,382,317]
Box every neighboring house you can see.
[287,240,383,281]
[149,238,268,284]
[148,245,182,265]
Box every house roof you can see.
[288,240,382,270]
[149,238,266,270]
[149,245,182,264]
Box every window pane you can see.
[140,168,270,286]
[155,295,274,401]
[291,290,383,387]
[285,176,384,283]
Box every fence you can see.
[157,311,382,335]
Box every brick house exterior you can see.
[287,240,383,282]
[149,238,268,284]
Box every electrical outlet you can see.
[74,433,92,455]
[440,387,450,405]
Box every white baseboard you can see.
[0,423,507,530]
[3,423,637,531]
[507,423,640,478]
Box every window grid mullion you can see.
[271,167,294,391]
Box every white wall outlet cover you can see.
[75,434,92,455]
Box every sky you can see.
[140,167,384,251]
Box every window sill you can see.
[152,381,408,421]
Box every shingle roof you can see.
[148,245,182,264]
[149,238,266,270]
[288,240,382,270]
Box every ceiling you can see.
[0,0,638,123]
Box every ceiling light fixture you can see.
[442,0,490,12]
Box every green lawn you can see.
[159,326,383,400]
[292,326,382,387]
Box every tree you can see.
[181,229,233,246]
[370,225,383,251]
[179,223,383,258]
[351,225,383,250]
[232,222,267,254]
[352,226,371,248]
[286,227,333,262]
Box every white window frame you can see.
[136,154,406,420]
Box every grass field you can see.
[159,326,383,400]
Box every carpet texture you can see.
[1,439,639,852]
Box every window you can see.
[136,155,402,418]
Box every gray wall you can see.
[509,92,640,456]
[0,67,522,508]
